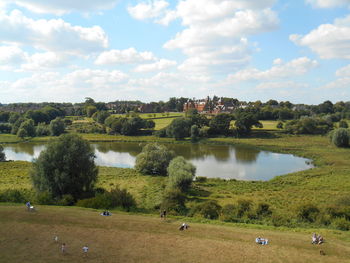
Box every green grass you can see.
[1,131,350,229]
[0,204,349,263]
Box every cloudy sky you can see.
[0,0,349,104]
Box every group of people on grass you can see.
[255,237,269,245]
[312,233,324,245]
[55,236,89,257]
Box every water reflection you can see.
[2,141,313,181]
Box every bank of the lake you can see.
[1,132,349,225]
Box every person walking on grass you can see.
[61,243,66,254]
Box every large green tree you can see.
[135,143,175,176]
[49,117,65,136]
[235,112,262,135]
[166,117,191,140]
[167,156,196,192]
[209,113,233,135]
[31,134,98,200]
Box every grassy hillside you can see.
[0,205,349,263]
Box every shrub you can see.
[256,203,272,218]
[331,217,350,231]
[36,191,55,205]
[0,189,26,203]
[236,199,253,218]
[195,176,207,183]
[199,126,209,137]
[166,117,191,140]
[330,128,350,147]
[297,203,320,223]
[167,156,196,192]
[57,194,75,206]
[339,120,349,128]
[135,143,175,176]
[221,204,237,222]
[0,145,5,162]
[285,117,333,135]
[76,187,135,210]
[0,123,12,134]
[50,117,65,136]
[154,128,167,137]
[161,188,187,215]
[36,123,50,136]
[199,200,222,219]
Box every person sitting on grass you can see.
[318,235,324,245]
[179,223,189,231]
[82,245,89,257]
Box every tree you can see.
[235,112,262,135]
[50,117,65,136]
[167,156,196,192]
[339,120,349,128]
[31,134,98,200]
[0,145,5,161]
[86,105,97,117]
[135,143,175,176]
[209,113,233,135]
[92,111,110,124]
[166,117,191,140]
[17,119,36,137]
[190,125,199,142]
[330,128,350,147]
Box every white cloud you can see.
[290,15,350,59]
[0,45,69,71]
[336,64,350,77]
[0,10,108,55]
[0,69,129,102]
[95,48,156,65]
[134,59,177,72]
[0,45,26,70]
[227,57,318,82]
[128,0,170,21]
[4,0,118,15]
[160,1,278,74]
[306,0,350,8]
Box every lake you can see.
[2,142,313,181]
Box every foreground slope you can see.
[0,205,349,263]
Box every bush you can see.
[195,176,207,183]
[190,125,199,142]
[167,156,196,192]
[57,194,75,206]
[0,123,12,134]
[161,188,187,215]
[331,217,350,231]
[297,203,320,223]
[221,204,237,222]
[77,187,136,210]
[36,191,55,205]
[276,121,283,129]
[0,145,5,162]
[0,189,26,203]
[339,120,349,128]
[50,117,65,136]
[199,200,222,219]
[154,128,167,137]
[285,117,333,135]
[236,199,253,218]
[135,143,175,176]
[256,203,272,218]
[166,117,191,140]
[199,126,209,138]
[36,123,50,136]
[330,128,350,147]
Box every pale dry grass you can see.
[0,205,349,263]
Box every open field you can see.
[0,204,349,263]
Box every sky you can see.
[0,0,350,104]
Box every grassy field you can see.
[0,204,349,263]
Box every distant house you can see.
[183,99,207,112]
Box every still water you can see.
[3,142,313,181]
